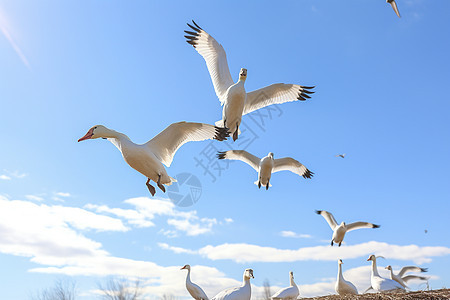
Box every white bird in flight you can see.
[385,265,428,289]
[217,150,313,189]
[185,20,315,141]
[181,264,209,300]
[387,0,401,18]
[211,269,254,300]
[271,271,300,300]
[335,153,346,158]
[367,255,405,292]
[78,122,229,196]
[335,259,358,295]
[316,210,380,246]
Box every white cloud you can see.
[194,241,450,264]
[158,243,197,255]
[85,197,228,237]
[280,231,312,239]
[55,192,71,197]
[0,174,11,180]
[25,194,44,202]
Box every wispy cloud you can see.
[0,6,30,68]
[1,170,27,180]
[280,230,312,239]
[172,241,450,264]
[85,197,230,237]
[25,194,44,202]
[0,175,11,180]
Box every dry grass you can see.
[300,289,450,300]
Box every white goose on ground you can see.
[316,210,380,246]
[335,259,358,295]
[184,20,315,141]
[78,122,228,196]
[387,0,401,18]
[367,255,405,293]
[217,150,313,189]
[385,265,428,289]
[181,264,209,300]
[271,271,299,300]
[211,269,253,300]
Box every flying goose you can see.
[385,265,428,289]
[78,122,228,196]
[185,20,315,141]
[387,0,401,18]
[217,151,313,189]
[211,269,253,300]
[367,255,405,292]
[271,271,300,300]
[335,259,358,295]
[315,210,380,246]
[181,264,209,300]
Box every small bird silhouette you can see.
[335,154,346,158]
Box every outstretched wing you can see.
[389,0,401,18]
[272,157,314,179]
[346,222,380,232]
[398,266,428,277]
[146,122,229,167]
[185,21,234,102]
[402,275,428,283]
[243,83,314,115]
[316,210,338,230]
[217,150,260,171]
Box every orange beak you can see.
[78,128,94,142]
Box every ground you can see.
[301,289,450,300]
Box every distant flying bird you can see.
[271,271,299,300]
[335,154,346,158]
[316,210,380,246]
[424,229,428,234]
[385,265,429,289]
[185,20,315,141]
[335,259,358,295]
[211,269,253,300]
[217,151,313,189]
[367,255,405,292]
[387,0,401,18]
[181,265,209,300]
[78,122,228,196]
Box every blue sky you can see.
[1,0,450,299]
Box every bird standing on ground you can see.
[78,122,229,196]
[181,264,209,300]
[271,271,300,300]
[184,20,314,141]
[211,269,254,300]
[367,255,406,292]
[335,259,358,295]
[217,150,313,189]
[315,210,380,246]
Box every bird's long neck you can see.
[242,276,250,287]
[371,259,380,277]
[337,264,344,281]
[388,268,394,279]
[106,130,132,151]
[186,268,192,284]
[290,277,296,287]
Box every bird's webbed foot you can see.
[146,178,156,196]
[157,174,166,193]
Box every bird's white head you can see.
[268,152,274,159]
[385,265,392,271]
[180,264,191,271]
[78,125,112,142]
[341,221,346,227]
[239,68,247,81]
[367,254,376,262]
[244,268,254,279]
[338,259,343,265]
[289,271,294,278]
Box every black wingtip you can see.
[421,268,428,272]
[303,169,314,179]
[191,20,202,30]
[315,210,322,215]
[187,22,201,33]
[213,126,230,141]
[373,224,381,229]
[217,151,227,159]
